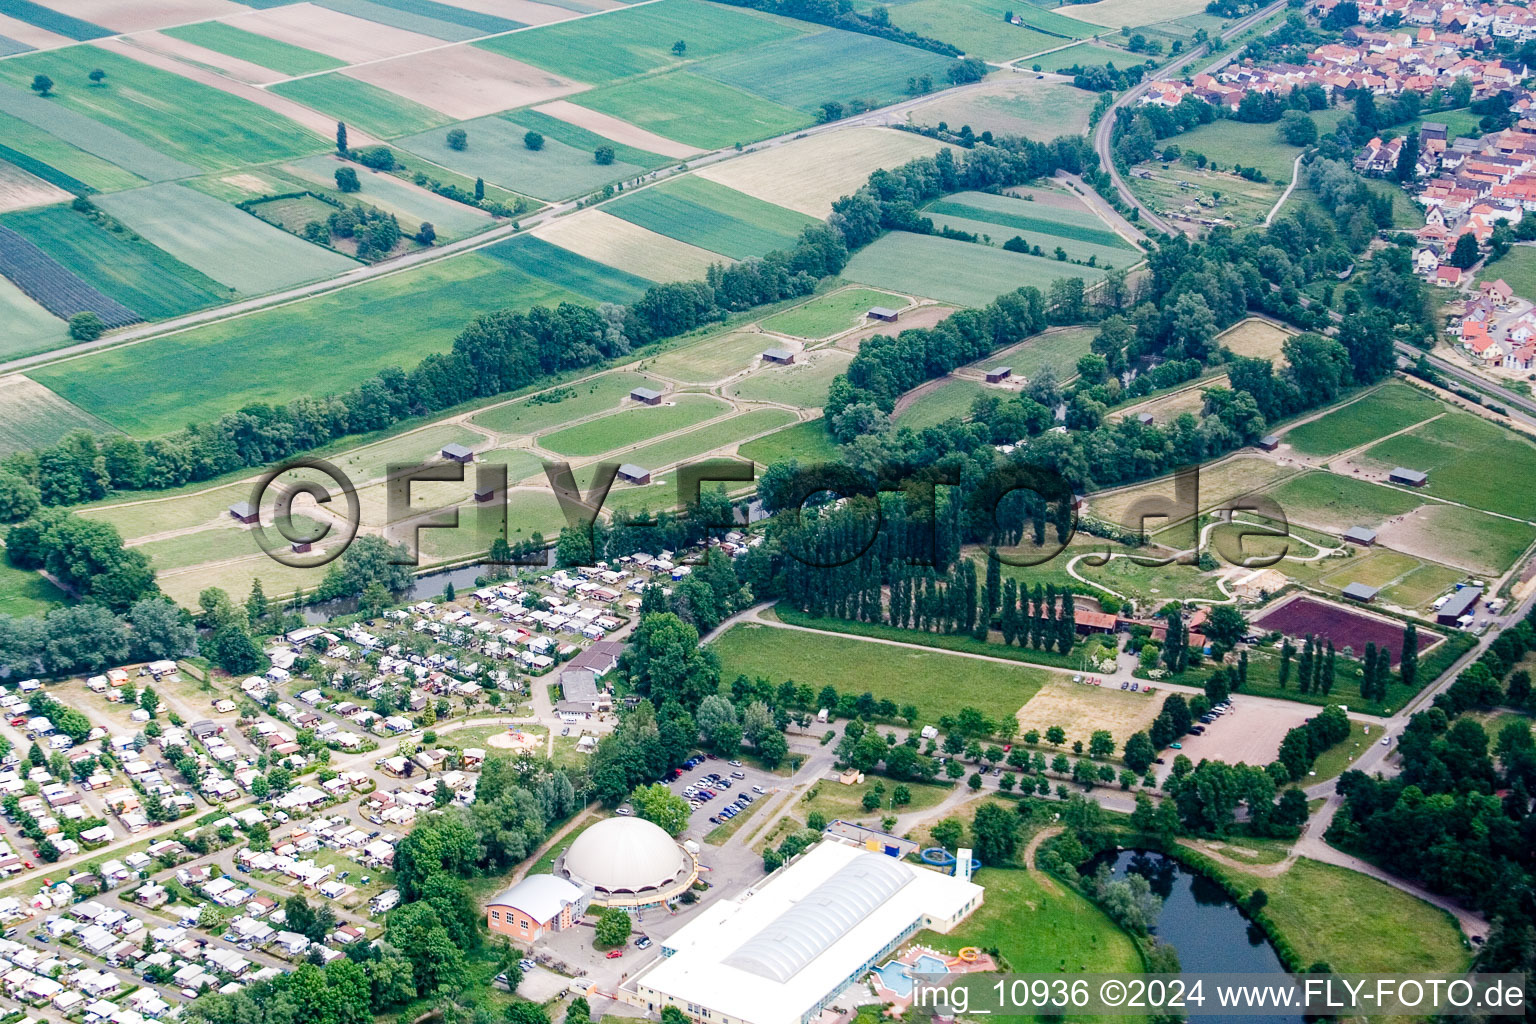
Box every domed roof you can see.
[563,816,686,894]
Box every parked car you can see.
[606,950,623,959]
[636,936,652,949]
[751,785,765,794]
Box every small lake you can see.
[1097,850,1302,1024]
[299,558,545,623]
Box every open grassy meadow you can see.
[30,252,592,437]
[484,234,657,305]
[844,230,1105,308]
[282,155,495,239]
[896,377,990,429]
[572,72,811,151]
[0,273,66,360]
[645,330,773,384]
[979,325,1096,382]
[606,175,815,260]
[0,48,327,172]
[710,621,1053,724]
[907,77,1101,141]
[470,372,663,436]
[759,288,905,338]
[1481,245,1536,301]
[271,73,452,138]
[727,349,852,407]
[0,560,65,617]
[924,192,1137,266]
[1,203,230,318]
[96,182,358,294]
[1037,41,1147,71]
[537,393,730,457]
[1282,382,1443,457]
[737,417,842,465]
[887,0,1094,60]
[162,21,346,75]
[609,408,798,470]
[1355,411,1536,520]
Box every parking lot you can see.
[1157,696,1312,776]
[660,755,782,830]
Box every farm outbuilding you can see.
[985,366,1012,383]
[441,443,474,464]
[1343,526,1377,546]
[1390,467,1428,486]
[228,502,258,525]
[1137,412,1155,426]
[762,348,795,365]
[617,464,651,485]
[631,387,664,405]
[1342,582,1380,602]
[1436,586,1483,625]
[866,307,900,323]
[1258,434,1280,451]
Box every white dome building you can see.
[559,816,694,905]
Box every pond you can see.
[1096,849,1302,1024]
[299,557,548,623]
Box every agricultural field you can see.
[0,110,145,193]
[319,0,523,39]
[533,209,722,283]
[161,20,346,75]
[759,288,906,339]
[696,126,948,217]
[1034,41,1146,71]
[922,189,1138,266]
[605,175,816,260]
[884,0,1094,61]
[736,417,842,465]
[1087,453,1296,531]
[526,101,699,159]
[470,371,664,435]
[232,3,442,63]
[483,234,656,305]
[398,114,649,201]
[1061,0,1212,30]
[906,76,1101,141]
[727,349,852,408]
[537,393,730,457]
[975,324,1096,382]
[1353,411,1536,521]
[710,621,1053,725]
[1281,382,1443,457]
[0,272,65,359]
[340,47,585,121]
[1253,596,1438,665]
[0,375,113,455]
[0,48,328,172]
[0,82,197,183]
[96,182,359,294]
[476,0,808,84]
[2,204,230,319]
[571,73,810,152]
[1217,317,1291,362]
[271,73,452,138]
[0,223,139,326]
[0,157,69,212]
[844,230,1106,308]
[645,330,776,384]
[28,251,593,436]
[895,377,990,429]
[283,155,495,240]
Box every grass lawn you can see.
[526,812,603,876]
[31,252,589,437]
[573,72,812,151]
[925,190,1136,258]
[760,287,906,338]
[896,377,990,429]
[737,417,842,465]
[1,203,229,319]
[161,21,345,75]
[0,560,67,617]
[844,230,1105,307]
[1305,721,1377,785]
[979,325,1097,381]
[1478,245,1536,303]
[0,47,327,171]
[471,371,662,436]
[887,0,1093,61]
[270,73,451,139]
[646,330,777,383]
[606,174,816,260]
[794,777,953,825]
[727,349,852,408]
[1355,410,1536,521]
[1159,109,1348,182]
[398,114,649,202]
[1073,554,1227,605]
[538,393,730,457]
[606,408,798,471]
[1036,41,1149,71]
[476,0,808,84]
[1261,471,1422,531]
[1251,859,1470,974]
[907,78,1100,141]
[1281,382,1443,457]
[710,621,1053,725]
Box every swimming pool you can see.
[872,955,950,997]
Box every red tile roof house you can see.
[1435,264,1465,287]
[1481,277,1515,305]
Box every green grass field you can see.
[470,372,663,435]
[1262,471,1423,529]
[283,155,495,239]
[887,0,1095,59]
[484,234,656,305]
[1,204,230,319]
[844,230,1105,307]
[509,107,673,169]
[727,350,852,407]
[607,407,798,471]
[0,377,113,456]
[1480,246,1536,303]
[1281,382,1444,457]
[270,73,452,139]
[907,79,1099,141]
[645,330,774,383]
[0,110,145,192]
[31,252,590,437]
[736,417,841,465]
[475,0,808,83]
[694,30,957,113]
[710,621,1052,724]
[759,288,905,338]
[398,114,648,201]
[0,560,66,617]
[606,175,816,259]
[896,377,990,429]
[1152,109,1348,182]
[0,82,197,183]
[1037,41,1147,71]
[981,325,1097,381]
[161,21,346,75]
[537,393,729,457]
[0,48,327,172]
[573,73,812,151]
[0,275,66,361]
[924,190,1136,266]
[96,182,358,294]
[1356,411,1536,521]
